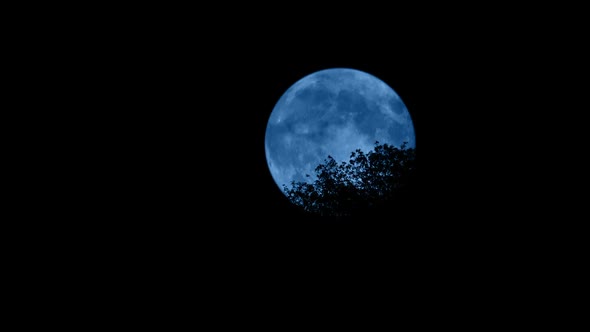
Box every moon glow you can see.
[265,68,415,195]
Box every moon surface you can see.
[265,68,415,195]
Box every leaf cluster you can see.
[283,142,416,217]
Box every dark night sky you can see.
[104,47,472,259]
[110,37,427,224]
[24,6,576,320]
[42,9,573,316]
[89,12,544,267]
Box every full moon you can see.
[265,68,415,195]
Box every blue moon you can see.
[265,68,416,195]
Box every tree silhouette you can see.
[283,141,416,217]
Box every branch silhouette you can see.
[283,141,416,217]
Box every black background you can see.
[47,8,568,313]
[15,6,580,324]
[10,4,580,324]
[87,21,504,254]
[102,37,435,237]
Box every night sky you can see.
[109,71,442,269]
[100,33,448,251]
[92,15,533,269]
[43,7,565,318]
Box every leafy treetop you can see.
[283,141,416,217]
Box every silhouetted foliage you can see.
[284,141,416,217]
